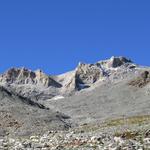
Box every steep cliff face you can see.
[0,68,62,100]
[75,63,104,84]
[97,56,132,68]
[60,56,136,92]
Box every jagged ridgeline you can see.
[0,56,136,100]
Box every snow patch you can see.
[52,95,64,100]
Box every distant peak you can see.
[108,56,132,68]
[110,56,132,63]
[64,56,136,91]
[97,56,133,68]
[0,67,61,88]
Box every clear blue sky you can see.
[0,0,150,75]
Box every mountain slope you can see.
[0,56,150,149]
[47,71,150,125]
[0,86,71,137]
[0,56,150,137]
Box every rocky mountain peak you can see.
[109,56,132,68]
[0,67,35,84]
[61,56,136,92]
[97,56,133,68]
[75,62,104,84]
[0,67,61,88]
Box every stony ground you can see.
[0,128,150,150]
[0,116,150,150]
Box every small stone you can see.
[0,139,4,146]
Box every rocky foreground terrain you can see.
[0,56,150,149]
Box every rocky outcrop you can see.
[0,68,61,88]
[34,69,61,88]
[129,71,150,88]
[0,68,62,101]
[59,63,105,93]
[75,62,104,84]
[107,56,132,68]
[97,56,133,68]
[62,56,136,92]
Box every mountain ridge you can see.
[0,56,138,101]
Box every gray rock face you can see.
[0,68,62,100]
[97,56,132,68]
[75,63,104,84]
[107,56,132,68]
[61,56,136,92]
[0,68,61,88]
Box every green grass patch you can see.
[105,115,150,127]
[76,115,150,133]
[114,131,140,139]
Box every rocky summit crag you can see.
[0,56,150,149]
